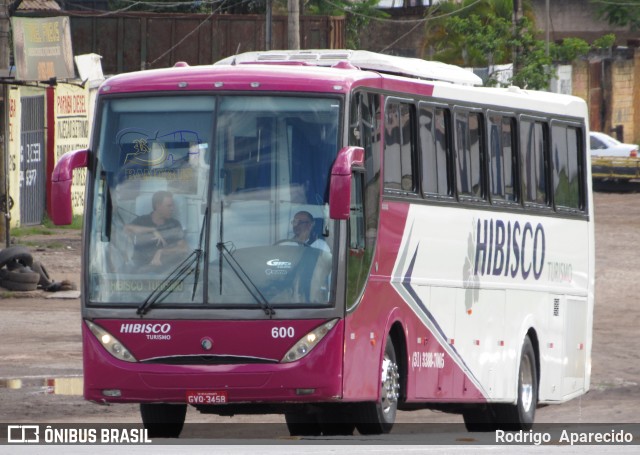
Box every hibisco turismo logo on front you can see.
[120,323,172,340]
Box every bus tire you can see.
[355,336,399,435]
[284,410,322,436]
[494,336,538,431]
[318,406,356,436]
[140,403,187,438]
[462,404,498,432]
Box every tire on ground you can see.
[0,246,33,269]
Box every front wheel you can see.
[355,336,400,435]
[140,403,187,438]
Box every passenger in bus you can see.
[124,191,188,271]
[289,211,330,252]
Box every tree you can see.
[305,0,388,49]
[591,0,640,30]
[422,0,607,90]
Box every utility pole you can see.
[265,0,272,50]
[0,0,10,246]
[288,0,300,50]
[512,0,523,81]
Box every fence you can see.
[69,12,346,74]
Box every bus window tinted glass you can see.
[489,115,517,202]
[553,125,582,209]
[455,111,483,199]
[384,102,415,192]
[420,105,450,196]
[521,119,548,206]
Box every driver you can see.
[290,211,330,253]
[124,191,188,270]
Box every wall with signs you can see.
[7,83,93,227]
[54,84,90,217]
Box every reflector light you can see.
[296,388,315,395]
[102,389,122,397]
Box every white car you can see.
[590,131,638,157]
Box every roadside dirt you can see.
[0,190,639,426]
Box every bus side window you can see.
[346,91,381,311]
[384,101,416,193]
[520,118,550,207]
[454,109,484,200]
[552,124,584,211]
[488,114,518,203]
[420,104,451,197]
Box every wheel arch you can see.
[525,327,541,395]
[388,321,408,403]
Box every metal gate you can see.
[20,95,46,226]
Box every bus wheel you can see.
[355,337,400,435]
[140,403,187,438]
[462,405,497,432]
[495,336,538,431]
[318,406,356,436]
[284,410,322,436]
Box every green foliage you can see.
[591,0,640,30]
[42,214,83,230]
[12,214,83,238]
[593,33,616,50]
[423,1,614,90]
[306,0,388,49]
[550,37,590,64]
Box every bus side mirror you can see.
[329,146,364,220]
[50,149,88,225]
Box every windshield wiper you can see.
[138,209,209,316]
[216,241,275,318]
[136,248,202,316]
[191,207,208,300]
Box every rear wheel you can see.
[355,336,400,435]
[140,403,187,438]
[494,336,538,431]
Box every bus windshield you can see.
[88,94,340,309]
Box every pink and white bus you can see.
[51,50,594,437]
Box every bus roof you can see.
[99,50,482,95]
[99,50,586,119]
[214,50,484,86]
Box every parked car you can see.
[590,131,638,157]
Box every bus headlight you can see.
[86,320,137,363]
[281,319,338,363]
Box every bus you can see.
[51,50,594,437]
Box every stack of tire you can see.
[0,246,51,292]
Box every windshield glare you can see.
[88,95,340,308]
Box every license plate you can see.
[186,390,227,405]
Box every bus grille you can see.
[141,355,278,365]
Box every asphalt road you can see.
[1,190,639,451]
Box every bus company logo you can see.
[266,258,292,269]
[266,258,292,276]
[473,218,545,280]
[120,323,171,334]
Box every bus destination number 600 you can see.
[271,327,295,338]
